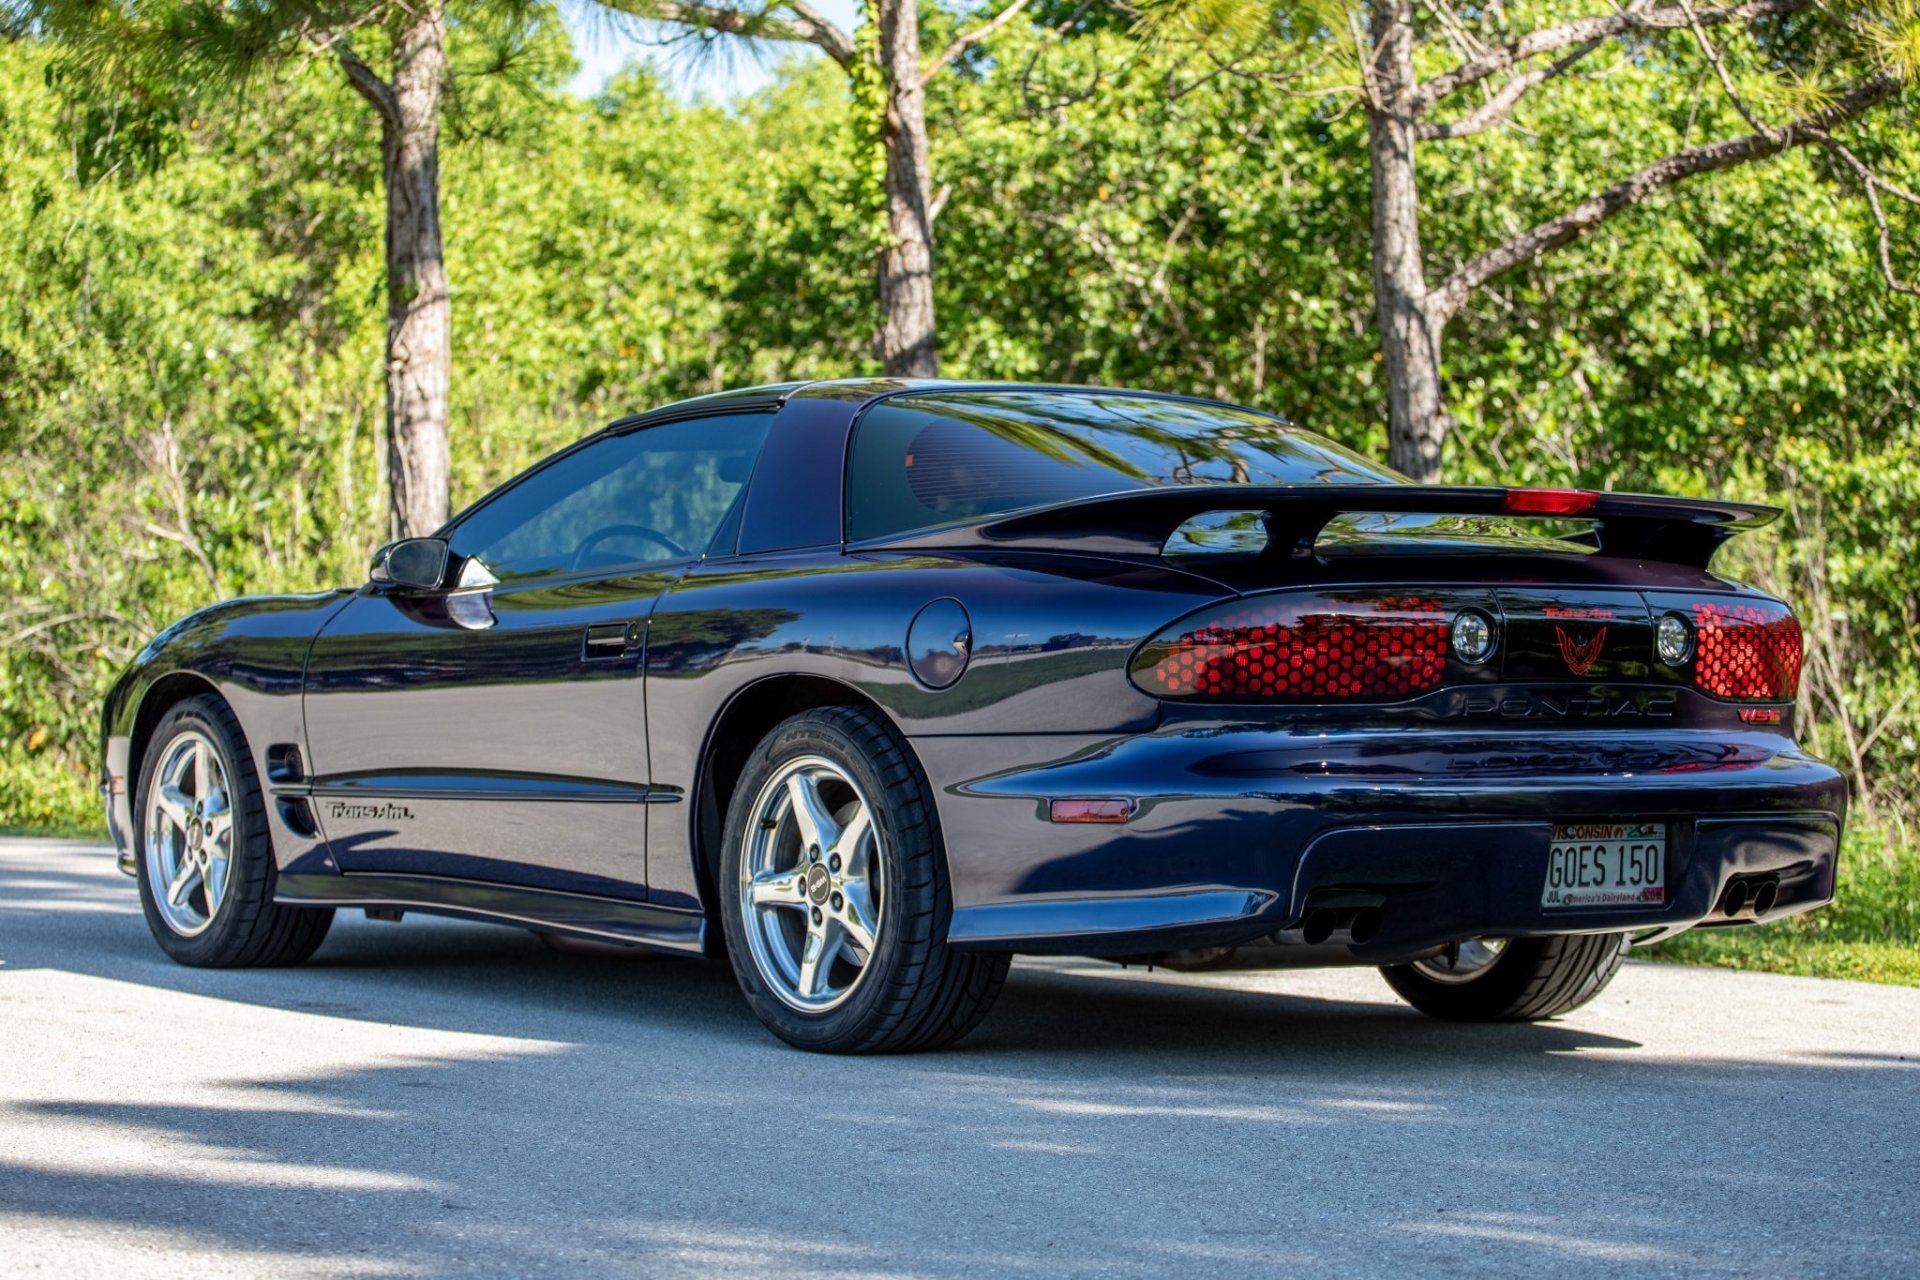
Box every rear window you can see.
[845,390,1399,541]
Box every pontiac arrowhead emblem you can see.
[1555,625,1608,677]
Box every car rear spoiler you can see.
[859,485,1780,570]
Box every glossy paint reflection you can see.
[302,566,681,897]
[919,722,1845,955]
[640,549,1223,909]
[101,591,357,878]
[99,380,1847,964]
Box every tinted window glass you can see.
[845,391,1399,541]
[450,413,771,582]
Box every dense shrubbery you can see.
[1,16,1914,967]
[1654,826,1920,985]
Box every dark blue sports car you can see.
[101,381,1844,1052]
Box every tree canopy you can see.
[0,8,1914,838]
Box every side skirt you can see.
[276,871,709,956]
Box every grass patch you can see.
[1650,932,1920,986]
[0,821,107,840]
[0,750,103,836]
[1647,823,1920,987]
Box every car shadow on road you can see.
[18,876,1649,1068]
[6,843,1920,1278]
[5,933,1918,1280]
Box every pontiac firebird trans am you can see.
[100,381,1845,1053]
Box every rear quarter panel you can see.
[641,549,1230,909]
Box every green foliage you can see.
[0,752,98,834]
[846,0,888,242]
[2,9,1916,973]
[1651,825,1920,986]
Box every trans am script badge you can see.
[326,801,414,823]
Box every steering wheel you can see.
[570,524,689,571]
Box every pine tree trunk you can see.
[1367,0,1449,483]
[379,10,452,538]
[876,0,938,378]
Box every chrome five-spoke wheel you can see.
[143,729,236,937]
[721,706,1008,1052]
[133,696,333,967]
[737,756,885,1012]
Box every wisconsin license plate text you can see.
[1542,823,1667,909]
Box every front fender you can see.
[101,590,356,874]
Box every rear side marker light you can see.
[1503,487,1598,516]
[1050,798,1134,824]
[1133,592,1450,703]
[1691,600,1802,700]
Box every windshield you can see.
[844,390,1400,541]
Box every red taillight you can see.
[1132,593,1450,702]
[1503,487,1599,516]
[1691,600,1802,701]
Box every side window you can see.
[449,413,772,583]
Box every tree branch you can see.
[1816,131,1920,297]
[1430,72,1906,319]
[1415,0,1814,112]
[1418,34,1610,140]
[921,0,1032,87]
[1426,0,1492,64]
[1677,0,1775,137]
[596,0,857,68]
[783,0,857,67]
[330,36,398,125]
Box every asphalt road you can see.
[2,838,1917,1278]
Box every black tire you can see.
[1380,932,1630,1022]
[134,695,334,967]
[718,706,1009,1054]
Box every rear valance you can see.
[856,485,1779,570]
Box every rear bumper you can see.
[916,725,1846,960]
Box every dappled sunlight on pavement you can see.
[2,838,1916,1278]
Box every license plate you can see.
[1541,823,1667,909]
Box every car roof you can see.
[604,379,1292,435]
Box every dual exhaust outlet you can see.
[1146,874,1776,975]
[1300,905,1384,947]
[1721,875,1780,920]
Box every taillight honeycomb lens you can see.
[1133,593,1451,702]
[1691,600,1802,701]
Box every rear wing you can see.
[858,485,1779,570]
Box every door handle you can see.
[584,622,640,660]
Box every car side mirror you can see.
[369,538,450,591]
